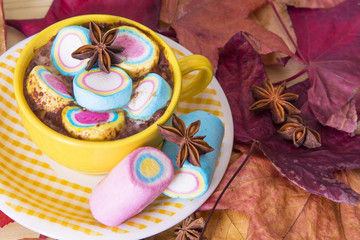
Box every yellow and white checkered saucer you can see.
[0,35,234,240]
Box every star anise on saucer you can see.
[175,214,207,240]
[71,21,124,73]
[158,114,214,168]
[278,115,321,148]
[249,79,301,124]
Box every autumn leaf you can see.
[249,1,297,65]
[160,0,295,67]
[288,0,360,134]
[6,0,161,37]
[279,0,346,8]
[146,209,250,240]
[0,211,13,228]
[0,0,6,54]
[216,30,360,204]
[196,210,250,240]
[215,31,275,144]
[159,0,345,67]
[248,0,345,65]
[200,144,360,239]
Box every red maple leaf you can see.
[6,0,161,37]
[0,210,14,228]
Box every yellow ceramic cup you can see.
[13,14,213,173]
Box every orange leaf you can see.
[249,1,296,65]
[279,0,346,8]
[200,143,360,239]
[197,210,250,240]
[160,0,295,67]
[0,0,6,54]
[147,210,251,240]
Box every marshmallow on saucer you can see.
[51,26,91,76]
[124,73,172,121]
[162,111,224,199]
[73,67,132,112]
[62,106,125,141]
[110,26,160,78]
[26,66,73,112]
[90,147,174,226]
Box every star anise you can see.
[157,114,214,168]
[249,79,301,124]
[278,115,321,148]
[71,21,124,73]
[175,214,207,240]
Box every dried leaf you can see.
[215,31,273,143]
[147,209,250,240]
[6,0,161,37]
[0,0,6,54]
[249,1,297,65]
[289,0,360,134]
[280,0,346,8]
[0,211,13,228]
[197,210,250,240]
[215,31,360,204]
[249,0,345,65]
[160,0,295,67]
[201,144,360,239]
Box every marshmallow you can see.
[110,26,160,78]
[124,73,172,121]
[162,111,224,199]
[62,106,125,141]
[73,67,132,111]
[51,26,91,76]
[26,66,73,112]
[90,147,174,226]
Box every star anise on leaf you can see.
[71,21,124,73]
[158,114,214,168]
[249,79,301,124]
[175,214,207,240]
[278,115,321,148]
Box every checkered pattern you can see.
[0,40,225,237]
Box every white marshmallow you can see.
[62,106,125,141]
[26,66,73,112]
[124,73,172,121]
[110,26,160,78]
[51,26,91,76]
[73,67,133,111]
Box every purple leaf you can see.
[215,32,274,143]
[216,32,360,205]
[6,0,161,37]
[289,0,360,134]
[259,81,360,205]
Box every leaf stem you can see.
[268,0,306,63]
[199,141,257,239]
[273,68,308,86]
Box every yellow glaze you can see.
[13,14,213,173]
[139,158,161,178]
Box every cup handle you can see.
[177,55,213,101]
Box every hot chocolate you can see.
[24,21,173,140]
